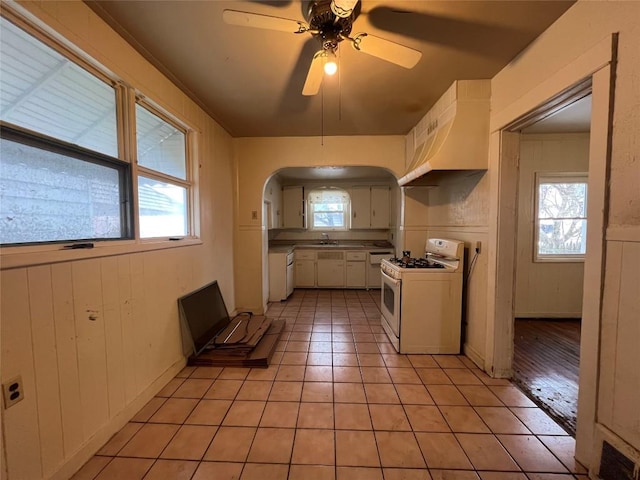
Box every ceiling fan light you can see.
[324,59,338,75]
[323,50,338,75]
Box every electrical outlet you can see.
[3,375,24,409]
[475,241,482,253]
[251,210,258,220]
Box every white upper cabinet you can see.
[351,186,390,229]
[350,187,371,229]
[370,186,390,228]
[282,186,304,228]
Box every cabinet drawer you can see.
[346,251,366,261]
[295,251,316,260]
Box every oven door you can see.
[380,270,401,348]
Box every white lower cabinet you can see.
[316,251,345,287]
[346,262,366,287]
[295,250,316,287]
[346,251,366,288]
[292,249,374,289]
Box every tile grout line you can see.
[78,289,586,479]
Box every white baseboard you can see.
[463,343,485,370]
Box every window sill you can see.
[0,237,202,270]
[534,256,585,263]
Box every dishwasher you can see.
[367,250,394,288]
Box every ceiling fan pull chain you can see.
[338,49,343,121]
[321,83,325,146]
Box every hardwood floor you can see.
[513,318,581,436]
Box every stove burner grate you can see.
[388,257,445,269]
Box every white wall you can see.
[515,133,590,318]
[0,3,236,479]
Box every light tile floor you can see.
[73,289,589,480]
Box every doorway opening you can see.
[509,87,592,436]
[490,36,615,465]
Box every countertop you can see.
[268,241,394,253]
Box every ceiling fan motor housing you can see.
[307,0,360,50]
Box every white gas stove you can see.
[380,238,465,354]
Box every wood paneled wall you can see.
[1,248,209,478]
[598,235,640,452]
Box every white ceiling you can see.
[522,95,592,134]
[86,0,574,138]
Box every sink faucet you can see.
[321,233,329,244]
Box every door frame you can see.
[486,34,617,466]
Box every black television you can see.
[178,280,231,356]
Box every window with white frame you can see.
[308,189,350,230]
[135,103,189,238]
[535,172,588,261]
[0,14,195,246]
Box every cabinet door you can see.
[283,186,304,228]
[317,260,345,287]
[370,186,390,228]
[295,260,315,287]
[350,187,371,229]
[346,261,366,287]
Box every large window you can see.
[535,173,588,261]
[0,16,129,245]
[308,189,349,230]
[0,14,194,247]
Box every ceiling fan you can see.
[223,0,422,96]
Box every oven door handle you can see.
[381,270,401,287]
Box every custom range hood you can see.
[398,80,491,186]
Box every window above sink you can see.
[308,188,350,231]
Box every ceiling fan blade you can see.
[222,9,307,34]
[302,52,325,96]
[352,33,422,69]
